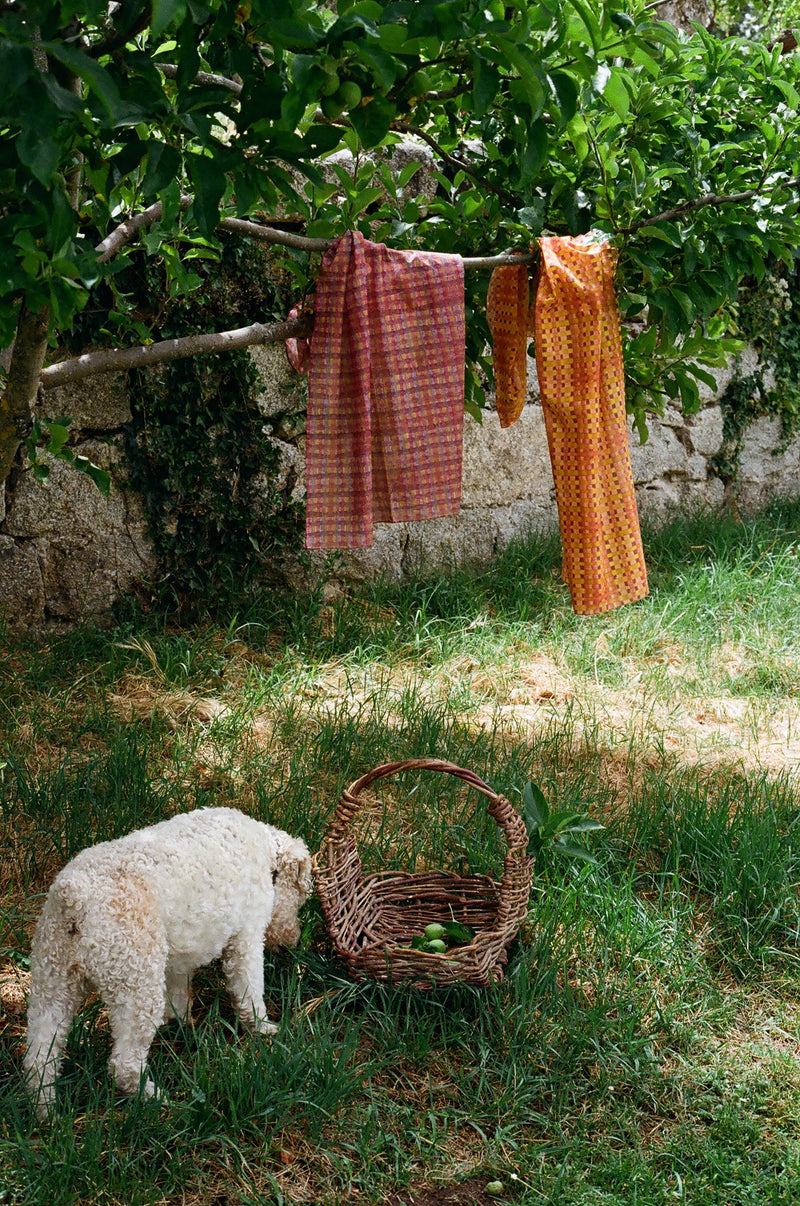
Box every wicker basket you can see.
[313,758,535,988]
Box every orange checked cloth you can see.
[486,262,530,428]
[304,230,465,550]
[533,236,648,615]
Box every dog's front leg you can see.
[221,933,277,1036]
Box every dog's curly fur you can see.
[24,807,312,1117]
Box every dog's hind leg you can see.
[95,877,168,1101]
[222,932,277,1036]
[23,895,86,1119]
[105,992,165,1099]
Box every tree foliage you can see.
[2,0,800,484]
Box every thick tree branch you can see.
[218,216,332,251]
[40,240,536,391]
[39,315,314,390]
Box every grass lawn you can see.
[3,499,800,1205]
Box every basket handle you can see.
[323,757,529,854]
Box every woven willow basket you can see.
[313,758,535,988]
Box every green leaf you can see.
[522,781,548,829]
[16,128,60,184]
[645,221,683,247]
[46,421,71,454]
[522,118,548,181]
[40,72,85,116]
[472,54,501,118]
[48,191,77,257]
[348,94,396,148]
[151,0,187,37]
[603,68,630,121]
[565,819,606,834]
[633,407,650,445]
[350,186,384,216]
[143,142,183,199]
[610,11,635,32]
[552,841,598,864]
[188,154,226,239]
[45,42,122,117]
[771,77,800,109]
[567,113,589,164]
[442,922,475,945]
[80,461,112,495]
[548,70,579,127]
[517,199,547,233]
[501,42,546,118]
[569,0,602,51]
[528,2,561,32]
[267,17,324,50]
[377,23,408,52]
[302,124,345,156]
[356,44,398,93]
[0,41,33,93]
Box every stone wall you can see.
[0,369,156,628]
[3,337,799,628]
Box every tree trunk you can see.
[0,55,79,489]
[0,304,50,486]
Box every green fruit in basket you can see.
[423,922,446,942]
[425,938,447,954]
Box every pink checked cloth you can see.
[303,230,465,549]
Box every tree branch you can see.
[389,119,518,205]
[156,62,243,95]
[618,179,800,233]
[40,315,314,391]
[218,216,332,251]
[95,199,538,261]
[87,5,154,58]
[95,196,193,262]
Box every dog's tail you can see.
[23,883,86,1119]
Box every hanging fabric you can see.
[302,230,465,550]
[486,262,530,428]
[533,235,648,615]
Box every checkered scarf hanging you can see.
[533,235,649,614]
[303,230,465,550]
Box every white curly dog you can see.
[24,807,312,1118]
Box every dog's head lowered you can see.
[264,835,313,949]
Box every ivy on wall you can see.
[100,237,307,609]
[712,269,800,483]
